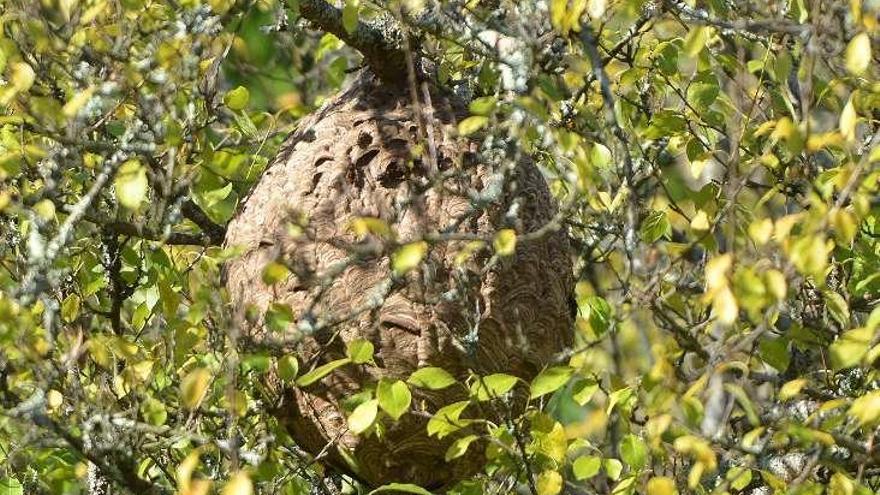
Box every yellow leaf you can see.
[180,367,211,410]
[748,218,773,245]
[779,378,808,400]
[840,94,858,143]
[831,208,858,245]
[222,472,253,495]
[261,261,290,285]
[587,0,606,18]
[47,389,63,409]
[704,254,733,292]
[849,390,880,427]
[10,62,35,92]
[536,470,563,495]
[646,476,678,495]
[845,32,871,75]
[493,229,517,256]
[182,480,211,495]
[63,87,95,118]
[712,286,739,325]
[177,450,202,491]
[391,241,428,275]
[764,269,787,301]
[457,116,488,136]
[115,159,149,210]
[688,158,709,180]
[690,210,710,231]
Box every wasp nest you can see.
[223,71,573,489]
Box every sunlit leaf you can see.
[180,367,211,410]
[408,367,456,390]
[348,398,378,434]
[845,32,871,75]
[377,379,411,420]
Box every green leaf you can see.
[115,159,149,210]
[266,303,295,333]
[0,478,23,495]
[530,366,574,399]
[377,379,411,420]
[493,229,517,256]
[61,293,81,323]
[261,261,290,285]
[295,358,352,387]
[224,86,250,110]
[824,290,850,328]
[620,434,648,470]
[640,210,671,243]
[427,401,471,438]
[846,32,871,75]
[606,386,633,415]
[684,27,712,57]
[830,327,874,370]
[346,339,374,364]
[141,397,167,426]
[241,354,271,374]
[392,241,428,275]
[368,483,434,495]
[604,458,623,481]
[342,0,359,35]
[444,434,479,461]
[468,96,497,116]
[457,116,488,136]
[348,398,378,434]
[590,143,612,168]
[584,296,613,336]
[408,367,456,390]
[572,378,599,405]
[470,373,518,401]
[277,355,299,382]
[758,337,790,371]
[572,455,602,480]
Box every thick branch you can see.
[180,199,226,245]
[297,0,408,83]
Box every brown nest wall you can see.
[223,71,574,489]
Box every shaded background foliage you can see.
[0,0,880,494]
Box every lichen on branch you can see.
[296,0,409,83]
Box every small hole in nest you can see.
[378,161,407,188]
[357,132,373,148]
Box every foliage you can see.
[1,0,880,494]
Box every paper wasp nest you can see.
[223,71,573,489]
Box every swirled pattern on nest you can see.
[223,70,574,489]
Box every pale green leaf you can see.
[457,116,488,136]
[348,398,378,434]
[408,367,456,390]
[377,379,411,420]
[224,86,250,110]
[296,358,352,387]
[530,366,574,399]
[346,339,375,364]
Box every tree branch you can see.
[180,200,227,245]
[297,0,409,83]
